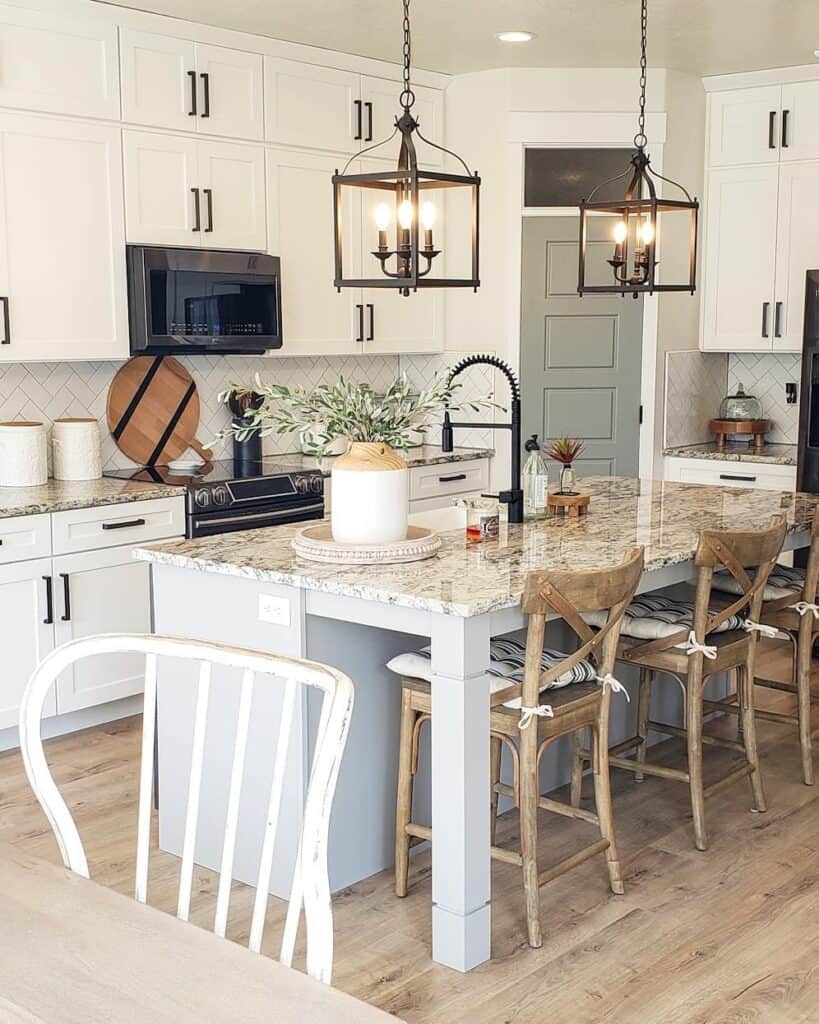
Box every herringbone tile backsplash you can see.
[0,353,496,471]
[727,352,800,444]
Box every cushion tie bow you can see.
[789,601,819,620]
[744,619,783,639]
[595,673,630,702]
[681,630,717,659]
[518,705,554,730]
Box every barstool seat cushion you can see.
[386,637,597,695]
[583,594,745,647]
[710,562,804,602]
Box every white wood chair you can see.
[18,633,354,984]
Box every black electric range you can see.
[104,458,325,538]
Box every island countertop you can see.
[134,477,819,618]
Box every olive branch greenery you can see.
[215,372,502,458]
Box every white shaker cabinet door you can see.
[195,43,264,141]
[266,148,361,354]
[0,4,119,120]
[265,58,361,153]
[780,82,819,162]
[707,86,782,167]
[120,29,197,133]
[53,547,151,714]
[361,77,444,167]
[0,558,55,730]
[198,140,266,251]
[0,114,128,363]
[123,130,200,247]
[773,161,819,352]
[701,164,779,352]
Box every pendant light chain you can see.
[634,0,648,150]
[400,0,416,112]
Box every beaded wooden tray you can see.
[292,524,441,564]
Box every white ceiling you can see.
[96,0,819,78]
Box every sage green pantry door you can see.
[521,217,644,478]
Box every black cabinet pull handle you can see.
[782,108,790,148]
[101,517,146,531]
[43,575,53,625]
[191,187,201,232]
[439,473,467,483]
[187,70,197,116]
[200,72,210,117]
[761,301,770,337]
[355,304,364,342]
[353,99,363,140]
[774,301,783,338]
[366,303,374,341]
[0,296,9,345]
[60,573,71,622]
[365,101,373,141]
[719,474,756,482]
[203,188,213,232]
[768,110,777,149]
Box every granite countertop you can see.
[664,442,798,466]
[0,478,186,520]
[271,445,494,475]
[135,476,818,618]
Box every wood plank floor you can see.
[0,638,817,1023]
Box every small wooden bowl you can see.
[547,492,590,517]
[708,418,769,451]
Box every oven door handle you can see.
[194,503,324,528]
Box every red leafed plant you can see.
[546,437,584,465]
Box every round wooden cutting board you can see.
[106,356,214,467]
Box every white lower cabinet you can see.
[0,557,55,730]
[52,547,153,714]
[664,456,796,491]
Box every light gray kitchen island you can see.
[135,477,818,973]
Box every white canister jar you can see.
[0,421,48,487]
[52,418,102,481]
[331,442,408,544]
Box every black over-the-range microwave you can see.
[126,245,283,355]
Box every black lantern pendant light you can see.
[332,0,480,297]
[578,0,698,298]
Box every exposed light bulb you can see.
[374,202,392,231]
[613,220,628,245]
[397,199,414,230]
[420,201,437,229]
[639,218,655,245]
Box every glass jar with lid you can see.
[718,383,763,421]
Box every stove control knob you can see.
[212,486,229,506]
[194,489,210,508]
[295,476,309,493]
[310,475,323,494]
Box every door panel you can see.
[123,130,199,247]
[195,43,263,141]
[701,165,779,351]
[265,58,359,153]
[120,29,197,133]
[708,86,782,167]
[199,140,266,251]
[521,217,643,480]
[54,548,151,714]
[780,82,819,162]
[774,161,819,352]
[0,558,55,729]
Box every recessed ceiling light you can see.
[496,30,536,43]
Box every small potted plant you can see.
[546,437,584,495]
[216,373,497,545]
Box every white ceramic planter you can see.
[51,418,102,481]
[331,442,408,544]
[0,421,48,487]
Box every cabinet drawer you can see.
[409,459,489,501]
[0,513,52,564]
[666,457,795,491]
[52,497,185,555]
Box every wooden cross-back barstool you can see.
[707,507,819,786]
[575,514,787,852]
[393,546,644,949]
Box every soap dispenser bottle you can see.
[523,434,549,517]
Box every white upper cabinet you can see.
[0,5,119,120]
[265,59,361,153]
[362,77,444,167]
[124,131,265,251]
[780,81,819,162]
[773,161,819,351]
[701,164,779,352]
[121,30,263,139]
[707,86,783,166]
[0,113,128,363]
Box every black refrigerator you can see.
[797,269,819,493]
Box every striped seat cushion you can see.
[710,563,804,602]
[584,594,745,647]
[386,637,597,708]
